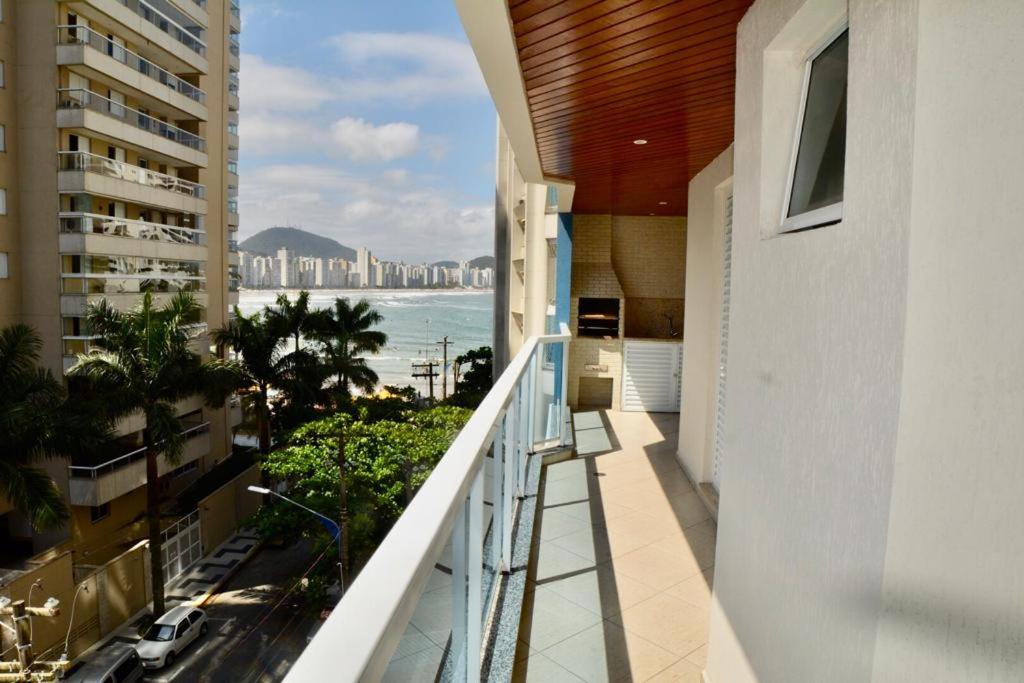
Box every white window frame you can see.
[780,23,849,233]
[0,188,6,215]
[0,253,8,279]
[0,124,5,152]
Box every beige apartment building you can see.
[0,0,242,567]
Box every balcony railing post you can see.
[467,468,483,683]
[501,412,515,566]
[451,498,468,681]
[526,353,536,454]
[559,339,570,446]
[517,378,529,495]
[492,419,506,572]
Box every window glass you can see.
[0,188,7,215]
[787,29,848,221]
[142,624,174,642]
[175,622,187,639]
[0,124,5,152]
[113,653,139,681]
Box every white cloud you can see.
[239,54,333,111]
[329,118,419,162]
[239,164,493,262]
[327,32,487,103]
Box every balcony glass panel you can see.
[61,275,205,295]
[68,420,211,479]
[58,151,206,199]
[57,26,206,105]
[60,212,206,246]
[116,0,206,57]
[58,89,207,153]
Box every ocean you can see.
[236,289,494,396]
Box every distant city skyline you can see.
[238,245,494,290]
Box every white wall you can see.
[871,1,1024,680]
[678,146,732,484]
[707,0,918,680]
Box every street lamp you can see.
[247,485,345,593]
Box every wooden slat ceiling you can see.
[508,0,753,215]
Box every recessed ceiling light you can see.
[658,201,668,205]
[649,213,655,216]
[633,139,647,145]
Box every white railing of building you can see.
[57,151,206,199]
[286,324,571,683]
[68,421,211,479]
[60,212,206,246]
[57,88,206,152]
[57,26,206,105]
[116,0,207,57]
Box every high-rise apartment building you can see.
[357,246,371,288]
[0,0,242,559]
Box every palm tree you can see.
[310,298,387,405]
[70,292,239,616]
[0,325,113,530]
[212,307,313,453]
[264,290,313,355]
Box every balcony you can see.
[58,151,207,214]
[57,25,207,121]
[288,325,573,681]
[59,212,207,261]
[61,285,207,316]
[67,421,211,506]
[72,0,208,73]
[57,88,208,167]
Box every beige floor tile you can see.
[541,621,679,683]
[665,568,714,610]
[519,585,604,650]
[513,652,587,683]
[381,643,445,683]
[537,506,604,542]
[539,559,658,617]
[554,498,633,525]
[530,540,595,582]
[550,510,668,563]
[684,643,708,668]
[646,657,704,682]
[610,593,709,657]
[654,522,717,570]
[611,542,703,591]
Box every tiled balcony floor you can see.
[514,410,717,682]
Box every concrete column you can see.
[523,182,548,339]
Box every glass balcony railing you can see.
[58,151,206,199]
[60,212,206,246]
[68,421,210,479]
[287,324,572,682]
[230,0,240,19]
[116,0,206,57]
[229,32,240,57]
[57,26,206,105]
[227,199,238,213]
[58,89,207,152]
[228,238,239,252]
[227,121,238,135]
[227,161,238,175]
[61,274,206,295]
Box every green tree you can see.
[71,292,239,616]
[449,346,493,408]
[264,290,314,355]
[310,298,387,405]
[0,325,113,530]
[256,406,471,576]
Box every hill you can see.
[469,255,495,269]
[239,227,356,261]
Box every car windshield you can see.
[142,624,175,642]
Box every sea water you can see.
[236,289,494,396]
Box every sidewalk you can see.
[64,529,261,677]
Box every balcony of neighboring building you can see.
[67,418,212,507]
[229,30,241,71]
[59,277,207,316]
[59,212,207,263]
[57,88,208,168]
[57,25,208,122]
[67,0,209,74]
[229,0,241,33]
[57,151,207,215]
[227,116,239,151]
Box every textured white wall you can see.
[677,146,733,483]
[707,0,919,680]
[870,1,1024,680]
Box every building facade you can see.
[0,0,243,565]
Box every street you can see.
[144,539,320,683]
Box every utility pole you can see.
[435,336,454,399]
[0,595,67,682]
[411,361,439,402]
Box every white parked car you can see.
[134,606,208,669]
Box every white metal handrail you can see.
[116,0,206,56]
[57,88,206,152]
[287,324,571,682]
[56,26,206,105]
[68,421,210,479]
[57,151,206,199]
[60,212,206,246]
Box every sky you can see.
[237,0,496,263]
